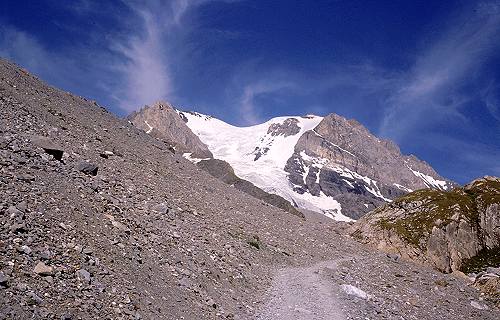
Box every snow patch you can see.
[315,168,321,183]
[393,183,413,193]
[341,284,372,300]
[302,165,310,185]
[182,153,211,164]
[144,120,153,134]
[343,179,354,188]
[408,166,449,191]
[470,300,489,310]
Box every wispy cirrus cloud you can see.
[0,0,212,114]
[379,1,500,140]
[111,4,173,113]
[238,80,294,125]
[105,0,208,112]
[482,80,500,121]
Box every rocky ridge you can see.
[131,104,454,220]
[285,113,456,218]
[1,57,498,319]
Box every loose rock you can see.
[77,161,98,176]
[33,261,54,276]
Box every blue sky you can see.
[1,0,499,184]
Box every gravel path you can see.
[256,260,346,320]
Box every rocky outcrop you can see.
[267,118,300,137]
[350,176,500,273]
[127,102,213,158]
[285,113,456,218]
[196,159,303,217]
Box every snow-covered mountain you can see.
[180,112,353,220]
[128,102,456,220]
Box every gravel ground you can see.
[256,259,346,320]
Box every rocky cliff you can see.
[350,176,500,273]
[127,102,213,158]
[285,113,456,219]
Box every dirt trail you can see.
[256,260,346,320]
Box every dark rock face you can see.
[350,176,500,274]
[285,114,455,219]
[197,159,303,218]
[127,102,213,158]
[267,118,300,137]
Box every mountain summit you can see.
[129,103,455,220]
[127,102,212,158]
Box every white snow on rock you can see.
[182,153,211,164]
[340,284,372,300]
[408,166,449,191]
[393,183,413,193]
[301,150,390,203]
[470,300,489,310]
[328,164,392,202]
[144,120,153,134]
[181,111,353,221]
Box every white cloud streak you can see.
[113,7,172,112]
[379,1,500,140]
[0,0,212,114]
[113,0,206,112]
[238,81,293,125]
[482,81,500,121]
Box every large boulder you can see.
[30,135,64,160]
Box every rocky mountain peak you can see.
[127,101,213,158]
[173,109,456,220]
[285,112,456,218]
